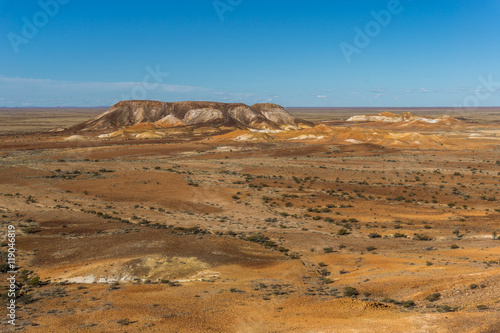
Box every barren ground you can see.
[0,108,499,332]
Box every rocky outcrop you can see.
[70,100,313,131]
[346,111,461,125]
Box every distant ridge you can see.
[70,100,313,132]
[346,111,461,125]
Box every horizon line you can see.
[1,105,500,109]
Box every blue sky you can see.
[1,0,499,107]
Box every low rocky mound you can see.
[70,100,313,132]
[63,255,211,283]
[395,115,462,128]
[347,111,461,126]
[63,135,88,142]
[209,124,449,149]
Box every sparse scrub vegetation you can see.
[3,106,500,330]
[425,293,441,302]
[343,286,359,297]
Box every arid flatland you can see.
[1,106,499,332]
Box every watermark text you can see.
[340,0,411,64]
[213,0,242,22]
[6,225,17,326]
[7,0,71,53]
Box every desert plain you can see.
[0,104,499,332]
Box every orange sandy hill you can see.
[209,124,450,149]
[280,126,449,148]
[206,129,274,142]
[69,100,313,132]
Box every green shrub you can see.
[401,300,415,308]
[0,263,10,273]
[337,228,349,236]
[381,297,400,304]
[117,319,131,326]
[28,276,40,286]
[264,240,277,248]
[343,286,359,297]
[246,234,269,244]
[413,234,432,241]
[425,293,441,302]
[22,227,38,234]
[437,305,456,313]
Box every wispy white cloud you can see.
[0,75,216,106]
[0,75,207,94]
[400,87,454,94]
[452,87,470,92]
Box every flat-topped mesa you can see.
[70,100,313,132]
[346,111,461,125]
